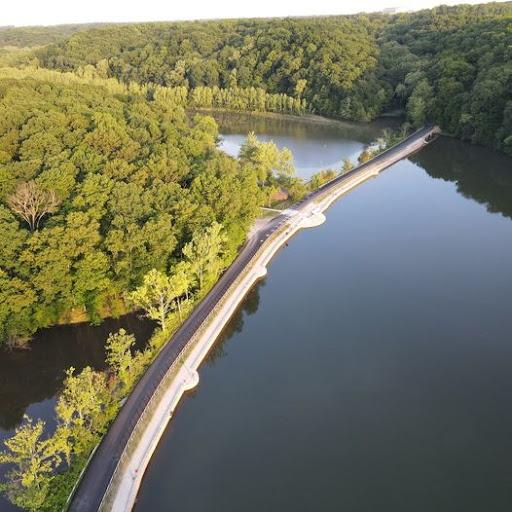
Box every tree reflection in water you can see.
[205,282,264,368]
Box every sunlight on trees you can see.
[7,181,60,232]
[0,416,59,512]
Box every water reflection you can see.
[411,136,512,219]
[0,313,154,432]
[205,283,263,367]
[214,112,399,142]
[215,113,401,179]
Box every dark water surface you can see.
[0,314,154,512]
[135,118,512,512]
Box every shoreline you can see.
[9,113,377,338]
[193,108,403,129]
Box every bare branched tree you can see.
[7,181,60,232]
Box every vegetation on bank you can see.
[0,117,403,512]
[0,68,406,500]
[0,198,235,511]
[3,2,506,153]
[0,59,412,349]
[0,65,409,508]
[0,310,186,511]
[0,125,352,508]
[357,125,412,163]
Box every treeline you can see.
[35,16,379,119]
[16,2,510,154]
[189,86,306,114]
[156,84,306,115]
[0,66,305,116]
[0,24,101,48]
[0,73,301,346]
[377,3,512,153]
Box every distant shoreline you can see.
[188,108,405,127]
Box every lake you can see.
[134,115,512,512]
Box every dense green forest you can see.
[35,17,380,117]
[0,71,305,508]
[2,4,512,150]
[0,72,304,346]
[379,3,512,152]
[19,2,511,153]
[0,24,101,48]
[0,24,101,67]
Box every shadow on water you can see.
[154,284,264,408]
[0,313,155,433]
[213,111,401,145]
[204,282,263,368]
[411,136,512,219]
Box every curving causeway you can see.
[68,125,440,512]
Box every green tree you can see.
[239,132,295,182]
[168,266,191,321]
[286,177,308,201]
[105,329,138,391]
[55,367,111,456]
[0,416,59,512]
[183,222,227,291]
[295,79,307,98]
[0,270,36,348]
[358,148,372,164]
[129,269,178,331]
[342,157,354,172]
[407,79,434,128]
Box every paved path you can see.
[68,125,439,512]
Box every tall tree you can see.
[342,157,354,172]
[0,416,59,512]
[129,269,177,331]
[55,367,111,456]
[168,266,191,321]
[105,329,142,391]
[7,181,60,232]
[240,133,295,178]
[182,222,227,291]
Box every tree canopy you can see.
[15,2,510,153]
[0,74,263,345]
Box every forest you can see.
[13,1,509,153]
[0,71,309,347]
[0,71,305,509]
[1,4,511,151]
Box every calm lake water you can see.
[217,113,400,179]
[134,116,512,512]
